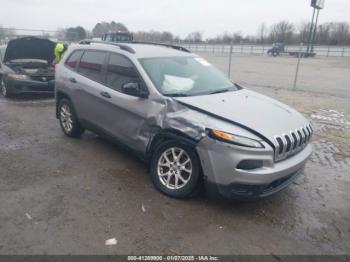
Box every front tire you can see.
[58,98,84,137]
[150,140,201,199]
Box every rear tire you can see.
[150,140,201,199]
[58,98,84,137]
[272,51,279,57]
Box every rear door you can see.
[72,50,111,128]
[70,50,154,153]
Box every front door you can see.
[95,52,154,153]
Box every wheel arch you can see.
[146,128,203,172]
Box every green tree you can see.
[65,26,87,41]
[92,21,129,37]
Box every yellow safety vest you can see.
[54,43,65,62]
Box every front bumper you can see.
[5,78,55,95]
[205,169,303,200]
[196,137,312,199]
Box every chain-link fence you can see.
[182,45,350,98]
[1,29,349,98]
[181,43,350,57]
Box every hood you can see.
[3,37,56,64]
[175,89,310,143]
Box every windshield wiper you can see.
[163,93,189,97]
[209,88,230,95]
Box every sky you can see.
[1,0,349,38]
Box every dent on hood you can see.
[161,98,207,140]
[131,97,262,154]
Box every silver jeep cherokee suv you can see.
[55,40,313,200]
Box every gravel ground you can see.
[0,86,349,255]
[200,53,350,98]
[2,51,350,255]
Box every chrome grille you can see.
[274,124,313,161]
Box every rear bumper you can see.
[5,78,55,94]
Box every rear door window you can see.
[105,53,140,92]
[65,50,83,70]
[78,51,107,82]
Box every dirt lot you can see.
[201,53,350,98]
[0,84,349,255]
[1,54,350,255]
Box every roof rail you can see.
[79,40,135,54]
[131,41,191,53]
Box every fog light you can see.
[237,160,263,170]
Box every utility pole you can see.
[311,8,320,53]
[293,43,303,91]
[306,7,316,54]
[228,41,233,78]
[307,0,325,54]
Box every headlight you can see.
[7,73,30,80]
[207,129,264,148]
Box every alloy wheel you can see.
[60,104,73,133]
[157,147,192,190]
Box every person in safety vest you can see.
[54,43,68,64]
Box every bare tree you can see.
[185,31,203,43]
[316,23,331,45]
[133,30,173,43]
[0,26,16,42]
[160,31,173,42]
[298,22,311,44]
[257,23,267,44]
[269,21,295,44]
[329,22,350,45]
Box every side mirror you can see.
[122,82,148,98]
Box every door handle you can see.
[69,77,77,83]
[100,91,111,99]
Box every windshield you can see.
[139,56,237,97]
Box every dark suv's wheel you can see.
[150,140,201,199]
[1,79,10,98]
[58,98,84,137]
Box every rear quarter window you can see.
[65,50,83,70]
